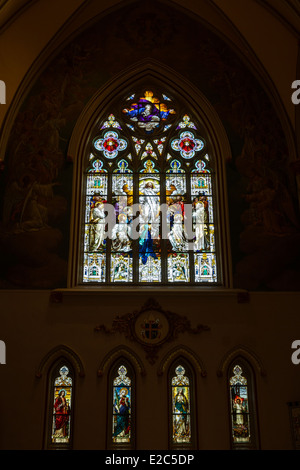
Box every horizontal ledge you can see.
[49,286,250,302]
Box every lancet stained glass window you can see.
[229,364,251,445]
[82,89,218,284]
[112,365,132,444]
[171,365,192,445]
[51,365,73,446]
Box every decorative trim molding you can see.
[157,345,207,378]
[97,345,146,377]
[216,344,267,378]
[94,298,211,365]
[35,344,85,378]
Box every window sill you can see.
[49,286,250,303]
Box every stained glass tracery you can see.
[82,89,218,284]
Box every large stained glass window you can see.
[82,89,218,285]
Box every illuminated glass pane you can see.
[172,366,191,444]
[230,365,251,444]
[176,114,197,130]
[86,171,108,196]
[110,254,133,282]
[111,213,132,253]
[139,254,161,282]
[83,253,106,282]
[100,113,122,130]
[94,131,127,159]
[112,366,131,443]
[112,174,134,217]
[153,136,166,154]
[171,131,205,159]
[194,253,217,282]
[167,212,188,253]
[132,136,145,155]
[141,142,158,160]
[51,366,72,445]
[139,174,160,230]
[113,159,132,173]
[168,253,190,282]
[123,90,175,133]
[191,176,211,197]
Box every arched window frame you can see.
[107,358,136,450]
[67,63,232,289]
[44,358,75,450]
[227,357,260,450]
[168,357,197,450]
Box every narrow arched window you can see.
[107,361,135,449]
[169,361,196,449]
[80,88,220,285]
[45,361,74,449]
[228,361,259,449]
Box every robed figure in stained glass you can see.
[171,365,192,444]
[113,387,131,440]
[174,388,189,439]
[53,389,70,439]
[89,196,107,251]
[112,366,132,443]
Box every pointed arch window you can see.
[107,361,135,449]
[80,88,221,285]
[169,361,197,449]
[45,361,74,449]
[228,360,259,449]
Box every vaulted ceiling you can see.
[0,0,299,131]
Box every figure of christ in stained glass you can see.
[51,366,72,444]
